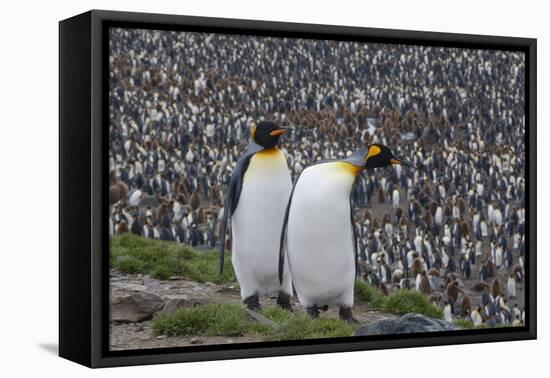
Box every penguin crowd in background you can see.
[107,28,527,327]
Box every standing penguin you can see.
[392,186,400,209]
[219,121,293,310]
[443,301,453,322]
[279,144,412,321]
[507,274,517,299]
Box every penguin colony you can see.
[108,29,527,328]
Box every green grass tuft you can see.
[381,290,443,319]
[110,234,235,283]
[152,304,268,337]
[355,280,443,319]
[261,307,357,340]
[265,314,357,340]
[260,306,296,323]
[354,280,386,308]
[454,319,475,329]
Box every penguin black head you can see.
[251,121,290,148]
[344,144,414,170]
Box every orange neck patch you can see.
[332,161,363,175]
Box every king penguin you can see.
[279,144,412,322]
[219,121,293,311]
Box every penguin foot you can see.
[306,306,320,318]
[277,292,293,311]
[339,306,359,324]
[244,294,260,311]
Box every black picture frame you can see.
[59,9,537,368]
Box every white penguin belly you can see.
[231,148,293,298]
[286,163,358,308]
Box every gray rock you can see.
[354,313,457,336]
[111,289,164,322]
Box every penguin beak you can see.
[270,127,291,136]
[390,157,415,169]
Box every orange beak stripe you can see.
[270,129,287,136]
[390,158,402,165]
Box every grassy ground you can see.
[354,280,443,319]
[152,304,357,340]
[113,235,444,341]
[152,304,268,337]
[111,234,235,283]
[454,319,475,329]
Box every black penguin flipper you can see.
[219,142,262,275]
[218,195,231,275]
[350,194,359,278]
[278,170,304,285]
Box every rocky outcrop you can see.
[110,271,218,322]
[354,313,457,336]
[111,289,164,322]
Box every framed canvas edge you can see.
[68,9,538,368]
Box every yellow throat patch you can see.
[366,145,381,162]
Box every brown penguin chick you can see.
[491,277,503,298]
[116,220,129,235]
[423,211,433,228]
[446,280,460,302]
[363,209,372,222]
[175,180,187,196]
[211,186,222,204]
[109,185,121,205]
[394,207,403,220]
[472,281,490,292]
[428,268,441,277]
[379,282,390,296]
[428,201,438,216]
[460,295,472,317]
[411,258,423,278]
[460,221,469,236]
[196,207,206,224]
[512,264,523,281]
[224,235,232,251]
[189,190,201,211]
[457,198,466,215]
[114,180,128,203]
[156,202,170,223]
[378,187,385,203]
[176,193,188,205]
[419,270,431,295]
[156,191,169,207]
[484,259,495,279]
